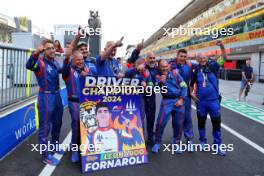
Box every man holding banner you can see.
[125,58,154,143]
[62,45,91,162]
[128,41,159,144]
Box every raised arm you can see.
[216,40,227,61]
[62,45,73,80]
[71,26,85,50]
[130,39,144,63]
[26,44,43,72]
[99,37,124,62]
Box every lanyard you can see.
[202,68,208,87]
[109,59,118,76]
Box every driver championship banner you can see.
[79,76,148,173]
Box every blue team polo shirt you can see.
[96,56,120,76]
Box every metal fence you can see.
[0,44,65,109]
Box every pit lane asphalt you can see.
[1,95,263,176]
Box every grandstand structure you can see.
[0,13,50,45]
[143,0,264,82]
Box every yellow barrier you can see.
[25,49,39,129]
[26,48,33,97]
[34,101,39,129]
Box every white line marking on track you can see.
[39,131,72,176]
[191,105,264,154]
[39,104,264,176]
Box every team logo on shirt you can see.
[47,65,52,73]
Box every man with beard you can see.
[129,41,159,144]
[143,51,159,144]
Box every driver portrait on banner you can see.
[81,101,144,155]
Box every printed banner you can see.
[79,76,148,173]
[0,103,36,159]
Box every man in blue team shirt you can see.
[152,60,187,154]
[26,40,64,165]
[190,40,227,156]
[77,42,97,75]
[169,49,198,152]
[238,59,254,101]
[62,44,91,162]
[129,40,159,144]
[125,58,154,141]
[144,51,159,144]
[69,27,97,75]
[129,46,159,144]
[96,37,124,77]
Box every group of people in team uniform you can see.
[26,28,228,166]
